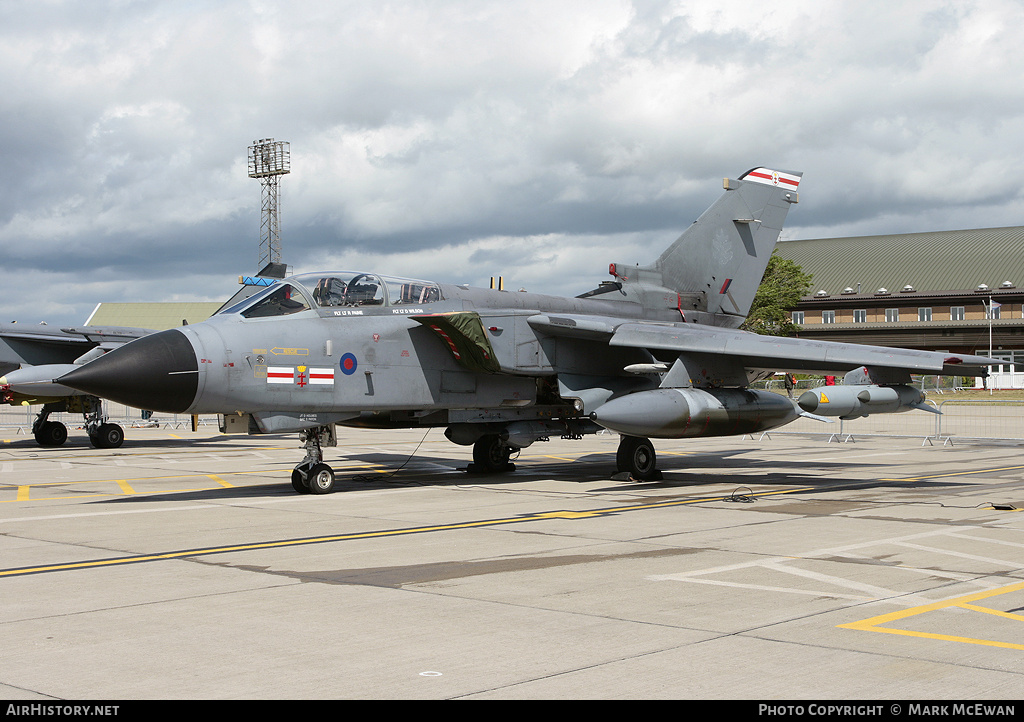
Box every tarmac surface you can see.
[1,424,1023,700]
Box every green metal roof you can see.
[775,226,1024,297]
[84,302,222,330]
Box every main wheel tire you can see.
[291,467,311,494]
[306,463,336,494]
[90,423,124,449]
[473,434,513,473]
[616,436,658,480]
[34,421,68,447]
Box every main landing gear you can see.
[615,435,662,481]
[285,426,662,494]
[468,434,516,474]
[291,425,338,494]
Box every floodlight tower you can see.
[248,138,291,272]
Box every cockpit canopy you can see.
[225,271,443,319]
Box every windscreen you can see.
[240,284,311,318]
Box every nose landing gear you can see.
[291,425,338,494]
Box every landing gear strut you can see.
[29,398,124,449]
[616,435,661,481]
[291,425,337,494]
[81,396,124,449]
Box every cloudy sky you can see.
[3,0,1024,326]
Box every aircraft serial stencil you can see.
[58,168,1001,493]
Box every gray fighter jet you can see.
[0,324,152,447]
[0,267,287,448]
[57,168,1000,492]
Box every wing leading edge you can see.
[528,313,999,378]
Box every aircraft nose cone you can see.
[796,391,819,412]
[58,329,198,413]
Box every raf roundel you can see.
[340,353,358,375]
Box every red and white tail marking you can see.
[743,168,801,189]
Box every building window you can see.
[792,311,804,325]
[885,308,899,322]
[918,307,932,322]
[822,310,835,324]
[853,309,867,323]
[987,303,1002,320]
[990,352,1013,374]
[950,306,965,321]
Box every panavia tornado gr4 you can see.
[0,324,154,448]
[58,168,999,493]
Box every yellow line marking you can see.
[838,580,1024,651]
[881,464,1024,483]
[537,510,604,519]
[959,603,1024,621]
[0,486,813,578]
[0,463,413,503]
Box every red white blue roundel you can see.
[340,353,358,375]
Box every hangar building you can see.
[774,226,1024,388]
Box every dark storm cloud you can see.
[2,1,1024,325]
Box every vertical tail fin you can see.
[655,168,801,318]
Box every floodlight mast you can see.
[248,138,291,271]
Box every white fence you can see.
[0,402,220,435]
[772,399,1024,444]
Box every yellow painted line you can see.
[0,486,813,579]
[959,603,1024,621]
[0,464,410,503]
[838,580,1024,651]
[881,464,1024,483]
[537,510,604,519]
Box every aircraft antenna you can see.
[248,138,291,271]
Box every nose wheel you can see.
[291,425,338,494]
[292,462,336,494]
